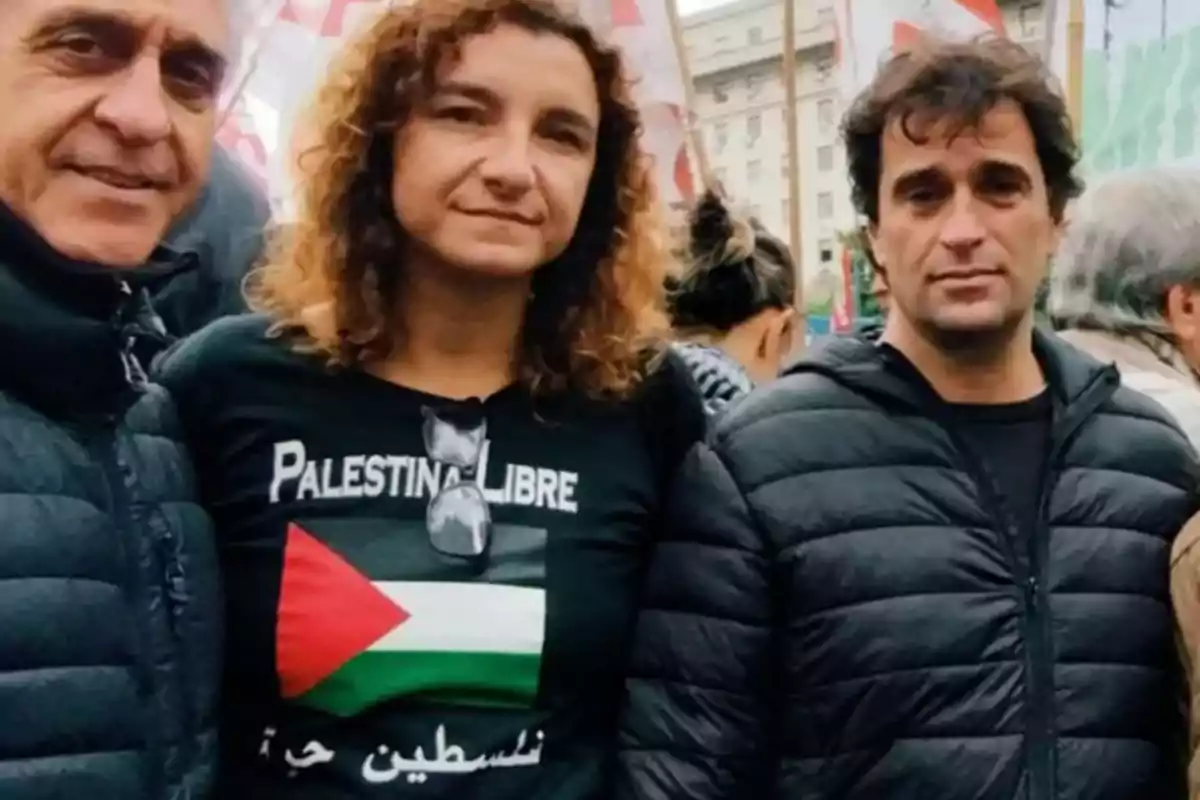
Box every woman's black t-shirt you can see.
[156,314,705,800]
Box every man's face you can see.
[869,100,1061,349]
[1165,284,1200,373]
[0,0,229,267]
[391,23,600,280]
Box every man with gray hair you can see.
[0,0,233,797]
[1048,167,1200,444]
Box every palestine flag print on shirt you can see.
[277,517,548,717]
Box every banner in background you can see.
[217,0,386,215]
[217,0,695,218]
[603,0,696,206]
[1073,0,1200,175]
[830,247,854,333]
[832,0,1005,101]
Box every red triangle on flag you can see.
[276,522,410,698]
[611,0,642,27]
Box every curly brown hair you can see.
[248,0,672,398]
[841,35,1083,225]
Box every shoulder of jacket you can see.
[1105,380,1199,448]
[153,312,278,390]
[1093,383,1200,510]
[710,368,861,443]
[635,347,708,460]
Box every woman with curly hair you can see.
[156,1,705,797]
[666,188,795,414]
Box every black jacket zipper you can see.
[1025,371,1116,799]
[103,280,171,795]
[937,428,1044,796]
[937,369,1116,800]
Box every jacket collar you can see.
[672,342,754,406]
[0,200,193,415]
[785,326,1118,414]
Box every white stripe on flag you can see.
[369,581,546,656]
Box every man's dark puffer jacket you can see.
[0,202,220,799]
[618,331,1198,800]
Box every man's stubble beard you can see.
[918,307,1032,367]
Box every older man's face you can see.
[0,0,229,267]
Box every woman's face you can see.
[391,23,601,280]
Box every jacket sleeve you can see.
[1170,510,1200,799]
[616,438,775,800]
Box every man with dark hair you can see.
[618,36,1198,800]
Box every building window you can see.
[815,58,833,84]
[1017,1,1039,38]
[745,74,764,99]
[713,122,728,153]
[817,99,834,133]
[818,191,833,219]
[819,238,834,263]
[748,26,762,44]
[817,145,833,172]
[747,113,762,140]
[747,159,762,182]
[713,82,730,104]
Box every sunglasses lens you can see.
[427,484,491,557]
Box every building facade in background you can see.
[679,0,1049,304]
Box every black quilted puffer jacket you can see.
[618,331,1197,800]
[0,202,221,799]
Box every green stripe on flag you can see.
[297,650,542,717]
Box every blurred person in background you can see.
[854,238,889,342]
[1048,167,1200,443]
[0,0,229,797]
[160,144,272,334]
[157,0,705,797]
[666,188,795,414]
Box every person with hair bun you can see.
[667,188,796,413]
[155,0,705,797]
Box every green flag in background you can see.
[1080,0,1200,175]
